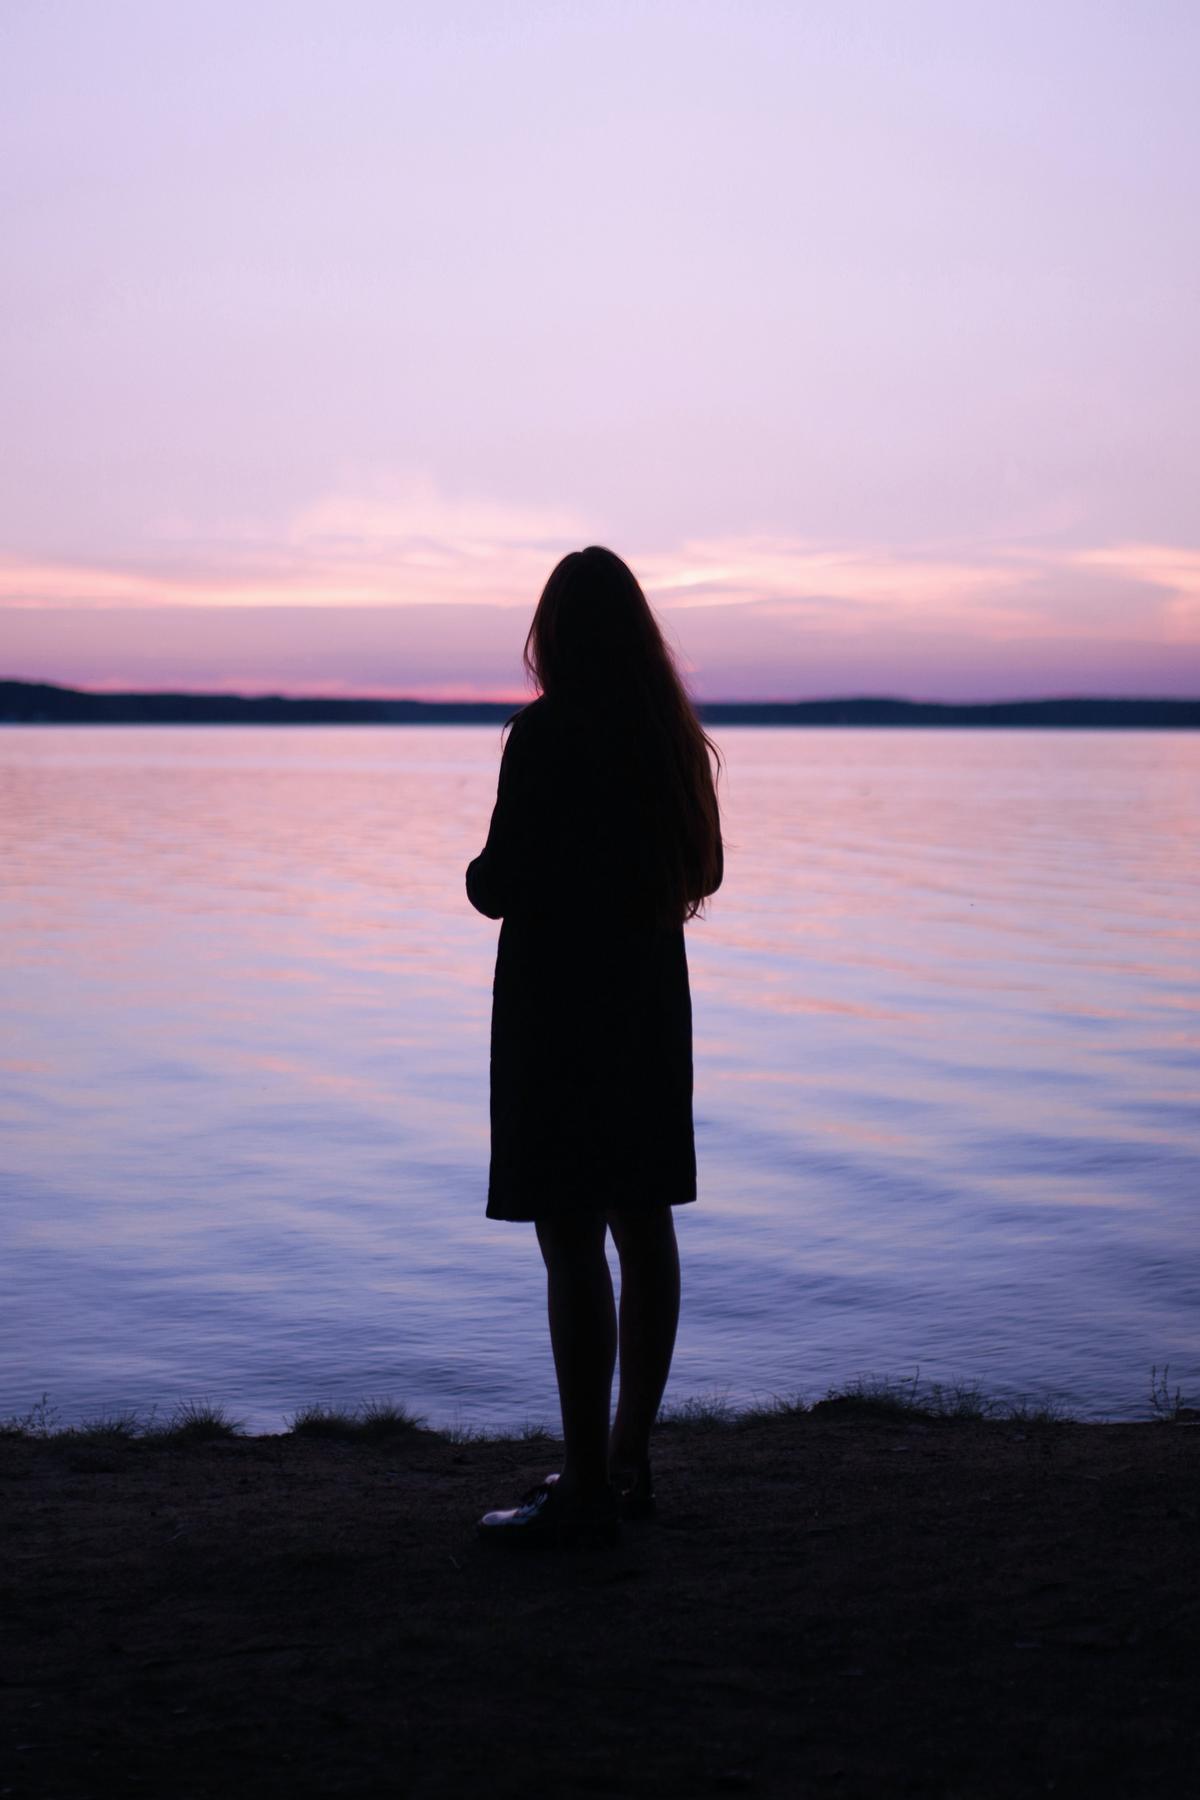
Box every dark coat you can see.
[466,695,722,1221]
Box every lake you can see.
[2,725,1198,1431]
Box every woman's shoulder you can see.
[507,693,575,748]
[500,697,563,781]
[511,693,568,724]
[505,696,595,796]
[508,694,548,729]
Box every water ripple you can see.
[2,724,1198,1427]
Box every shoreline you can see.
[6,1367,1196,1448]
[4,1403,1197,1796]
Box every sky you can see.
[2,0,1198,701]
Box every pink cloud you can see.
[2,480,1197,699]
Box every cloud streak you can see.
[2,480,1197,700]
[0,480,585,611]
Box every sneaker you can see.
[527,1462,657,1523]
[477,1477,620,1548]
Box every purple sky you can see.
[2,1,1198,700]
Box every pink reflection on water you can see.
[750,989,910,1022]
[2,724,1199,1427]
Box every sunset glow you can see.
[3,2,1197,700]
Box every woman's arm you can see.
[465,713,542,920]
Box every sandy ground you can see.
[2,1410,1198,1798]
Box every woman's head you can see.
[523,546,669,701]
[523,546,723,925]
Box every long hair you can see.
[522,546,722,926]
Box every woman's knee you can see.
[606,1204,677,1263]
[534,1209,608,1269]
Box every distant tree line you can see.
[1,678,1197,729]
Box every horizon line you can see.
[5,676,1200,709]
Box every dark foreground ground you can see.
[2,1411,1197,1799]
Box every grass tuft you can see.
[513,1421,555,1445]
[736,1392,811,1426]
[440,1419,489,1446]
[286,1398,425,1442]
[0,1394,62,1439]
[286,1402,360,1439]
[924,1381,996,1422]
[143,1400,245,1446]
[657,1391,740,1431]
[356,1398,426,1440]
[65,1410,144,1445]
[813,1371,1004,1424]
[1148,1364,1198,1424]
[813,1370,931,1421]
[1004,1397,1071,1428]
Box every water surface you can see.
[2,726,1197,1429]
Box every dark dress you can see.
[465,695,722,1221]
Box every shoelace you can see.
[515,1481,555,1509]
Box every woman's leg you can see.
[534,1211,617,1498]
[606,1205,681,1471]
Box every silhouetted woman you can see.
[466,546,723,1546]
